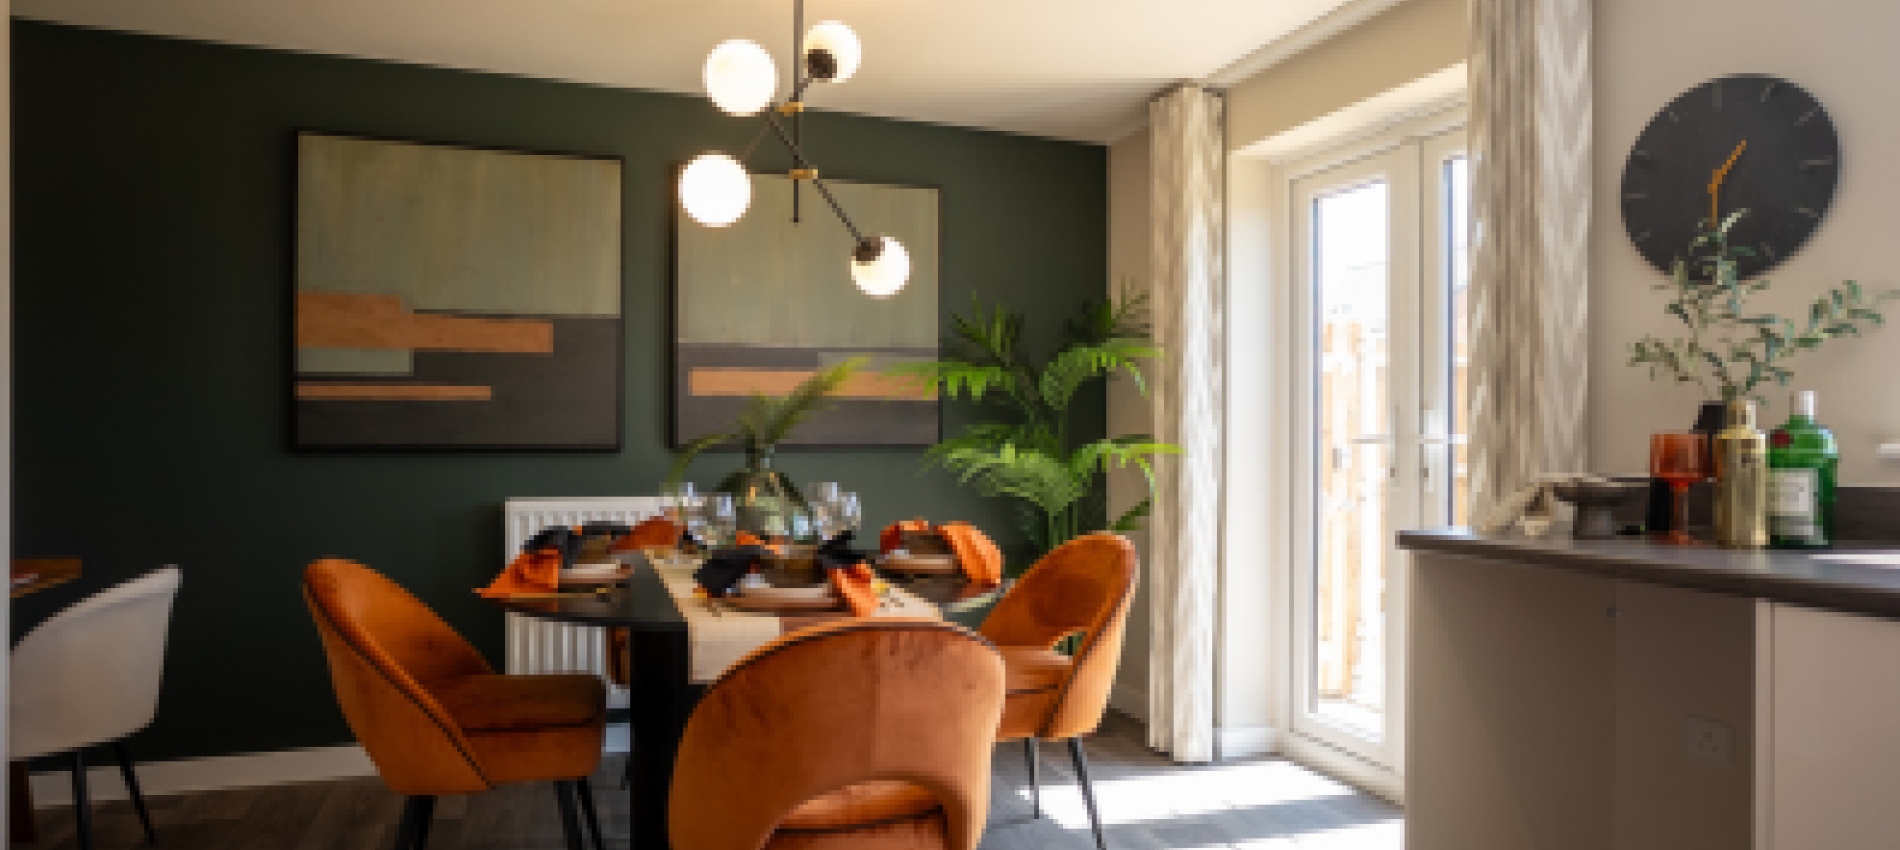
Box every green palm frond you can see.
[916,289,1179,560]
[664,358,865,486]
[748,358,864,447]
[1039,337,1160,410]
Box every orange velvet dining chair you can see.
[669,618,1007,850]
[980,533,1139,850]
[303,558,609,850]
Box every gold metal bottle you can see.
[1715,400,1769,549]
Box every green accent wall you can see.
[11,20,1107,762]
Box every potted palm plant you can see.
[896,291,1178,567]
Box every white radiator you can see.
[502,497,668,690]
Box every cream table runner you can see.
[652,563,942,683]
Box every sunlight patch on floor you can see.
[1016,756,1388,831]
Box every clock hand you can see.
[1708,140,1749,228]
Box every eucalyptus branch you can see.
[1627,209,1892,406]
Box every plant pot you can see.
[715,448,817,541]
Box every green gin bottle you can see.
[1768,391,1839,548]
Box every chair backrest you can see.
[10,567,183,760]
[979,533,1139,740]
[303,558,494,795]
[670,619,1006,850]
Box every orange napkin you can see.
[479,548,563,597]
[613,516,682,551]
[939,522,1005,586]
[879,519,933,554]
[830,564,881,617]
[736,531,765,547]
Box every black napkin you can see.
[815,531,871,571]
[581,520,633,538]
[693,545,768,597]
[522,527,579,569]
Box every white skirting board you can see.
[29,725,631,807]
[1215,725,1278,760]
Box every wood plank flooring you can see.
[19,715,1401,850]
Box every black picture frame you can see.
[670,171,945,451]
[290,130,626,453]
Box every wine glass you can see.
[837,492,863,535]
[695,493,738,550]
[1651,432,1710,545]
[662,481,698,528]
[805,482,842,540]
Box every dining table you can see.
[488,552,1005,850]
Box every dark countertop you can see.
[1399,528,1900,621]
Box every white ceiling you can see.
[15,0,1359,143]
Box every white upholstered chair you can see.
[12,567,182,848]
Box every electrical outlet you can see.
[1684,716,1735,765]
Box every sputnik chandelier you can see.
[678,0,911,297]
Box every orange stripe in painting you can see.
[296,292,554,353]
[688,369,937,401]
[297,383,493,401]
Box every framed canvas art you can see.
[673,174,941,448]
[293,132,623,451]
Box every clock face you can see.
[1620,74,1839,280]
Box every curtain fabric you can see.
[1146,83,1225,765]
[1466,0,1593,521]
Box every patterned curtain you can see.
[1466,0,1593,521]
[1146,83,1224,764]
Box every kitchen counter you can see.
[1401,527,1900,850]
[1399,529,1900,620]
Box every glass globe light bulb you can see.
[804,21,862,83]
[679,154,752,227]
[851,236,909,297]
[703,40,777,116]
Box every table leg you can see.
[626,627,693,850]
[9,761,36,844]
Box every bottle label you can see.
[1769,468,1820,540]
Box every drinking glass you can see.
[662,481,698,527]
[1650,432,1710,545]
[695,493,738,550]
[837,493,863,535]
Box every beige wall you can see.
[1106,126,1153,719]
[1227,0,1466,152]
[1591,0,1900,483]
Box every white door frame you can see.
[1267,107,1467,800]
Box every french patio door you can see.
[1287,126,1467,773]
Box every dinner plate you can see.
[721,594,845,613]
[562,563,631,585]
[882,554,959,575]
[739,582,834,601]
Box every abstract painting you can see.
[675,175,940,447]
[294,132,622,451]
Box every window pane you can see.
[1445,156,1471,526]
[1311,179,1390,737]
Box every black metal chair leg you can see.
[393,795,434,850]
[1023,738,1042,818]
[573,777,607,850]
[1068,738,1108,850]
[111,741,158,843]
[553,781,586,850]
[413,796,437,850]
[70,750,95,850]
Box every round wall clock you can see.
[1620,74,1839,280]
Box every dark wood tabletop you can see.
[489,557,1005,628]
